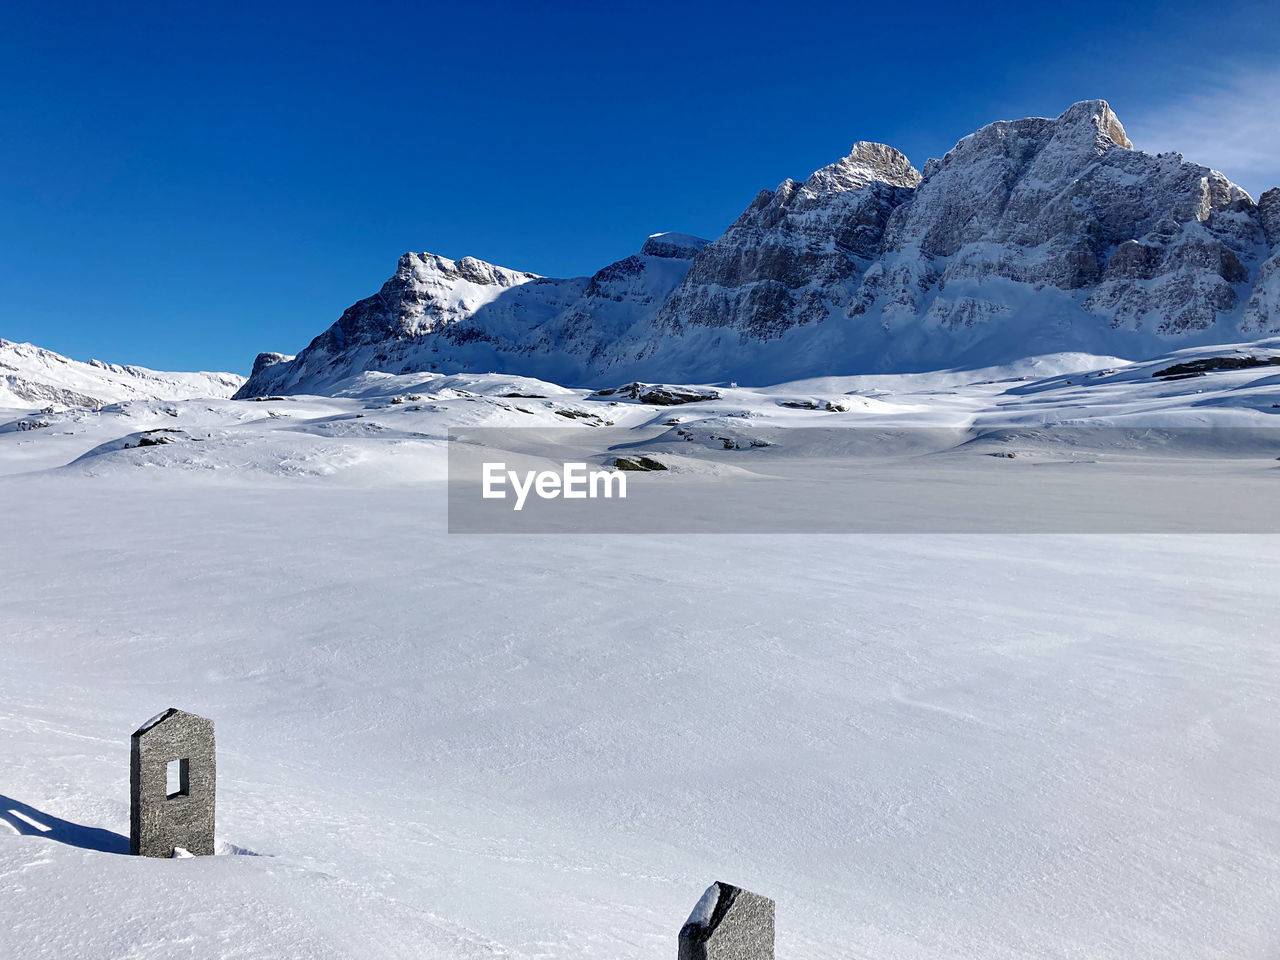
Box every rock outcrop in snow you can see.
[0,339,245,409]
[239,100,1280,395]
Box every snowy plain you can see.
[2,343,1280,959]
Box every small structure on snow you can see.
[130,708,215,858]
[679,881,774,960]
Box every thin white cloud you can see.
[1123,66,1280,200]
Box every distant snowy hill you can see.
[239,100,1280,396]
[0,339,244,409]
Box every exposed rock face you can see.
[650,142,921,342]
[595,383,722,405]
[1243,189,1280,334]
[1244,255,1280,333]
[240,100,1280,395]
[865,100,1262,340]
[1258,189,1280,249]
[249,352,293,379]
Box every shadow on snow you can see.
[0,794,129,855]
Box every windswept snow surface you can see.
[2,347,1280,958]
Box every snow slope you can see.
[3,344,1280,958]
[0,339,245,410]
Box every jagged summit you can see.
[944,100,1133,165]
[1035,98,1133,151]
[238,100,1280,395]
[1071,98,1133,150]
[397,252,539,286]
[799,142,922,199]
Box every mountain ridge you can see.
[0,339,245,409]
[238,100,1280,396]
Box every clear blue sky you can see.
[3,0,1279,373]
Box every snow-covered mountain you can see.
[238,100,1280,396]
[0,338,245,409]
[241,233,708,396]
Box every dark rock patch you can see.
[1152,355,1280,378]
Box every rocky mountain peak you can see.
[239,100,1280,395]
[1058,98,1133,150]
[797,142,922,200]
[396,252,537,288]
[940,99,1133,176]
[641,232,711,259]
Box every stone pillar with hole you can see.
[678,881,774,960]
[130,708,216,857]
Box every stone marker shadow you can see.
[0,794,129,855]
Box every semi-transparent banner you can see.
[447,425,1280,533]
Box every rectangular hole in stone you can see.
[167,758,189,799]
